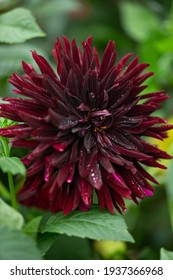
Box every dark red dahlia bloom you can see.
[0,36,172,214]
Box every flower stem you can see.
[166,162,173,233]
[0,137,17,210]
[8,172,17,210]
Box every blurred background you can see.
[0,0,173,260]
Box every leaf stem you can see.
[8,172,17,210]
[166,162,173,233]
[0,137,17,210]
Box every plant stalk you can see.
[0,137,17,210]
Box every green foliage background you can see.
[0,0,173,260]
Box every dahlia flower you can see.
[0,36,172,214]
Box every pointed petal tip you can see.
[143,188,154,197]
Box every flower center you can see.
[93,125,107,132]
[86,109,111,133]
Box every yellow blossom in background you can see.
[94,240,127,260]
[151,116,173,167]
[147,116,173,182]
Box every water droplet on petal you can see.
[89,92,95,99]
[66,176,73,183]
[114,82,119,87]
[52,143,67,152]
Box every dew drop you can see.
[66,176,72,183]
[89,92,95,99]
[53,143,66,152]
[84,192,90,205]
[100,115,105,121]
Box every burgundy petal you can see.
[79,146,98,177]
[78,178,93,207]
[88,161,103,190]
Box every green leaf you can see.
[24,216,42,239]
[157,53,173,86]
[0,8,45,43]
[38,233,58,256]
[40,205,134,242]
[0,227,42,260]
[0,180,10,199]
[23,216,58,256]
[168,1,173,33]
[0,116,16,128]
[45,235,92,260]
[0,198,24,230]
[160,248,173,260]
[35,0,83,17]
[119,2,161,42]
[154,36,173,53]
[24,216,58,256]
[0,44,47,79]
[0,0,19,12]
[0,156,26,176]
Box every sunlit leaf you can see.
[0,116,16,128]
[0,45,31,78]
[24,216,42,239]
[0,44,47,78]
[0,8,45,43]
[154,36,173,52]
[40,205,134,242]
[0,227,42,260]
[160,248,173,260]
[119,2,161,42]
[0,198,24,230]
[0,156,26,176]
